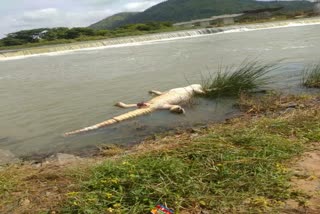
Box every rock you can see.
[190,133,199,139]
[55,153,82,165]
[283,107,295,114]
[299,104,306,108]
[187,128,201,133]
[44,153,82,165]
[0,149,20,166]
[281,102,298,109]
[19,198,30,207]
[31,162,42,168]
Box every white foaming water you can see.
[282,45,309,50]
[0,75,11,80]
[1,17,320,61]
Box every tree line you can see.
[0,22,173,47]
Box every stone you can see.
[56,153,81,165]
[0,149,20,166]
[282,102,298,109]
[44,153,82,165]
[190,133,199,139]
[19,198,30,207]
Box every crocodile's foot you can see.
[115,102,137,108]
[115,102,126,108]
[115,102,150,108]
[149,90,163,96]
[170,105,185,114]
[137,102,149,108]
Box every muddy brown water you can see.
[0,24,320,158]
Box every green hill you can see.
[89,12,139,30]
[92,0,313,29]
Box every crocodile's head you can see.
[190,84,205,94]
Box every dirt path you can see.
[284,143,320,214]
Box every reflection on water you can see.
[0,24,320,157]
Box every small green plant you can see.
[302,63,320,88]
[202,60,279,98]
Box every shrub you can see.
[202,60,279,98]
[302,63,320,88]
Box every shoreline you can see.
[1,111,242,165]
[1,92,320,213]
[0,92,318,165]
[1,16,320,61]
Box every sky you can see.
[0,0,166,37]
[0,0,314,38]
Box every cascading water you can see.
[1,17,320,60]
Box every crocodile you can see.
[64,84,205,136]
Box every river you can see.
[0,23,320,158]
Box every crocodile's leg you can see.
[115,102,151,109]
[115,102,138,108]
[161,104,185,114]
[149,90,163,96]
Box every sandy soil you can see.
[284,142,320,214]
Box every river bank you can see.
[1,16,320,60]
[1,93,320,213]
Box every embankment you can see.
[1,17,320,60]
[1,93,320,213]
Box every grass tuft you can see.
[302,63,320,88]
[202,60,279,98]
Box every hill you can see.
[89,12,139,30]
[92,0,313,29]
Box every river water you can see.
[0,24,320,158]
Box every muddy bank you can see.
[2,114,236,166]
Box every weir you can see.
[1,17,320,60]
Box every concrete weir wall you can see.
[1,17,320,60]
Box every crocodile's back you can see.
[149,89,193,107]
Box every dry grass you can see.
[237,92,316,114]
[0,163,89,214]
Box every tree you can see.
[1,37,24,46]
[65,28,81,39]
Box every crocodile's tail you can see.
[64,107,155,136]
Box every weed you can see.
[302,63,320,88]
[201,60,279,98]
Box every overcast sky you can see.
[0,0,313,38]
[0,0,166,37]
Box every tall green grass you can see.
[202,60,279,98]
[302,63,320,88]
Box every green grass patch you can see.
[202,60,279,98]
[61,103,320,213]
[302,63,320,88]
[0,166,20,207]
